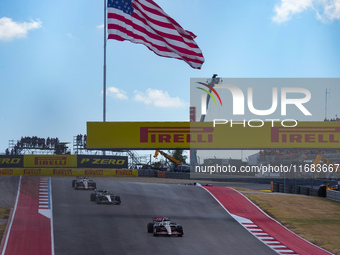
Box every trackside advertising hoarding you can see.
[0,155,128,168]
[24,155,77,168]
[86,121,340,149]
[77,155,128,169]
[0,155,23,168]
[0,168,138,176]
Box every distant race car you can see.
[90,189,121,205]
[147,217,183,237]
[72,176,96,190]
[185,182,213,187]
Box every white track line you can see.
[49,177,55,255]
[201,186,286,254]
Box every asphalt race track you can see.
[0,176,20,207]
[52,178,277,255]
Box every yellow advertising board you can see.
[87,121,340,149]
[24,155,77,168]
[0,168,138,176]
[87,122,192,149]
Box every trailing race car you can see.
[72,176,96,190]
[90,189,121,205]
[147,217,183,237]
[185,182,213,187]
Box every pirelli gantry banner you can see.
[87,121,340,149]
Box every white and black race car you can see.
[72,176,96,190]
[90,189,121,204]
[147,217,183,237]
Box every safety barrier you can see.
[271,179,339,197]
[137,169,190,179]
[327,189,340,203]
[165,172,190,179]
[271,181,320,196]
[137,169,157,177]
[157,171,166,178]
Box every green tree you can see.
[170,150,187,164]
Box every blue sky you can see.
[0,0,340,155]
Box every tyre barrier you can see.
[272,180,339,197]
[278,183,284,193]
[165,172,190,179]
[300,187,310,196]
[310,188,319,196]
[318,185,327,197]
[272,182,279,192]
[284,184,291,193]
[138,169,157,177]
[295,186,300,194]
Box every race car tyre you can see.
[90,193,96,201]
[72,180,76,187]
[147,223,154,233]
[318,185,327,197]
[114,196,121,204]
[176,226,183,236]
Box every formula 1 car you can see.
[90,189,121,204]
[185,182,213,187]
[72,176,96,190]
[147,217,183,237]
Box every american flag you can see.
[107,0,205,69]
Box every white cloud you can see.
[0,17,42,41]
[107,86,128,100]
[272,0,314,23]
[134,88,188,108]
[272,0,340,23]
[97,24,104,29]
[317,0,340,22]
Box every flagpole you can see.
[103,0,107,123]
[103,0,107,156]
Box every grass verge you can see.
[244,192,340,255]
[0,207,11,241]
